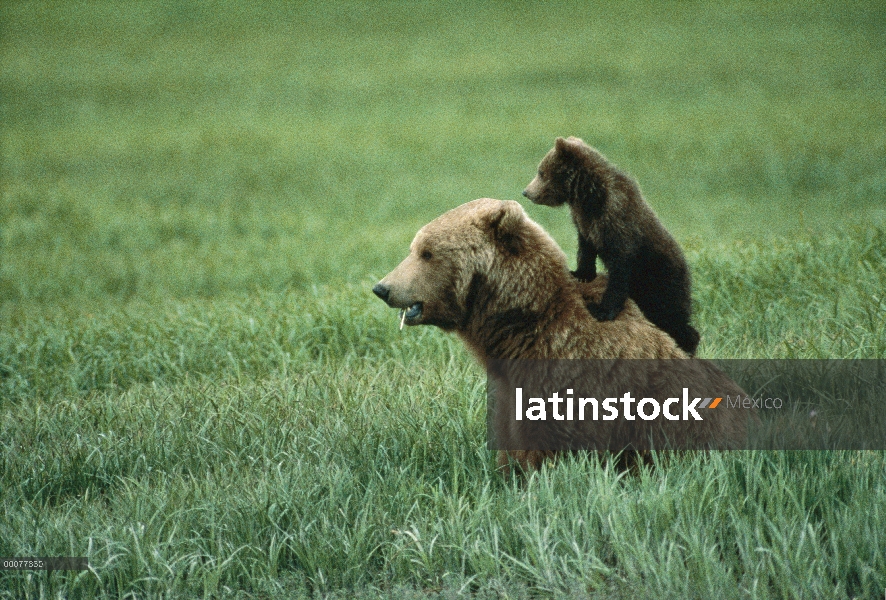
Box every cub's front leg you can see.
[572,233,597,282]
[587,254,630,321]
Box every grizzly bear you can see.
[523,137,701,355]
[372,198,752,471]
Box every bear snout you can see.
[372,283,391,303]
[522,180,542,203]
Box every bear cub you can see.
[523,136,700,355]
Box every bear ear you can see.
[555,136,583,159]
[486,200,524,256]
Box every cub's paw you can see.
[570,269,597,283]
[587,302,618,322]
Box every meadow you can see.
[1,0,885,597]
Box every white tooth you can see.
[399,309,406,331]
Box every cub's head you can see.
[372,198,566,331]
[522,136,595,206]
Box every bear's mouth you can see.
[398,302,423,330]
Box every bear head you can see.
[522,136,603,206]
[372,198,569,332]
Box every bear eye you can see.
[420,250,433,261]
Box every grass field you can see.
[2,1,885,597]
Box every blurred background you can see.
[2,0,885,309]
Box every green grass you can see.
[1,0,885,597]
[3,0,885,308]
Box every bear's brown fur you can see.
[372,198,751,471]
[523,137,700,355]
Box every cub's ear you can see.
[486,200,525,256]
[555,136,584,159]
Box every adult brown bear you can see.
[373,198,750,470]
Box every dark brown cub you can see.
[523,136,700,355]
